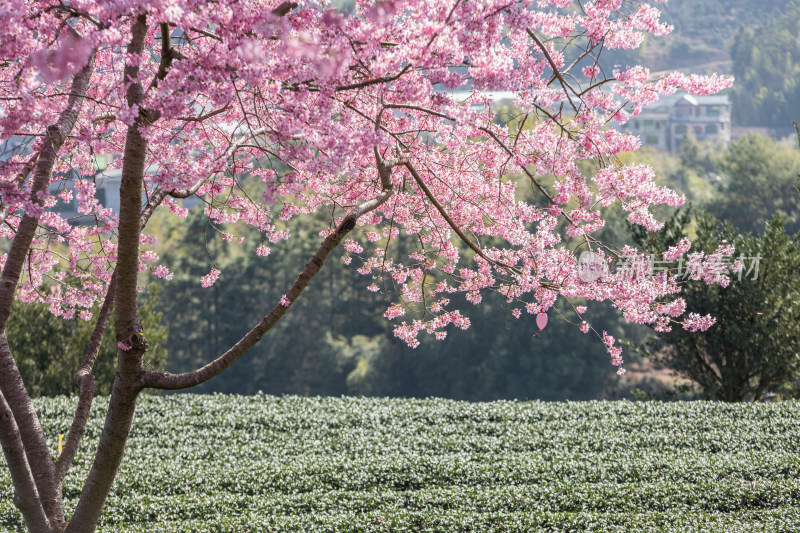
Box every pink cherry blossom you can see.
[200,269,221,288]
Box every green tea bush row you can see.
[1,396,799,532]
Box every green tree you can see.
[730,3,800,128]
[324,290,623,401]
[632,211,800,401]
[710,134,800,234]
[7,285,167,397]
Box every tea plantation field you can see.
[2,395,800,532]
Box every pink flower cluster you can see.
[200,269,221,288]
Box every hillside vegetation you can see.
[631,0,800,130]
[1,395,799,532]
[658,0,793,48]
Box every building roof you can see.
[642,93,730,112]
[678,94,729,106]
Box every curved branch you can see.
[383,103,452,121]
[54,372,96,482]
[403,161,521,277]
[166,126,270,199]
[335,64,412,92]
[54,278,114,483]
[142,155,396,390]
[42,4,103,30]
[526,29,579,113]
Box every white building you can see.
[620,94,731,152]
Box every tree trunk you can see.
[65,15,150,532]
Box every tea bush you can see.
[2,396,799,532]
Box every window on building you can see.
[705,124,718,134]
[707,106,720,116]
[695,107,701,116]
[643,120,654,130]
[675,125,687,134]
[645,135,659,145]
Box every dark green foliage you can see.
[709,134,800,234]
[658,0,794,49]
[7,285,168,397]
[155,209,390,396]
[632,211,800,401]
[155,209,618,401]
[339,295,619,402]
[729,2,800,128]
[676,133,723,179]
[2,395,800,531]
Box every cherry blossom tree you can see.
[0,0,733,530]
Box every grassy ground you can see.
[2,395,800,532]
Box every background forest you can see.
[14,0,800,402]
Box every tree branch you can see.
[141,153,396,390]
[0,55,95,529]
[526,29,579,113]
[56,182,169,484]
[145,23,175,95]
[166,126,270,199]
[335,64,412,92]
[177,104,231,122]
[403,161,523,278]
[54,277,114,483]
[271,1,297,17]
[54,372,95,482]
[0,152,39,227]
[0,390,50,533]
[46,4,104,28]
